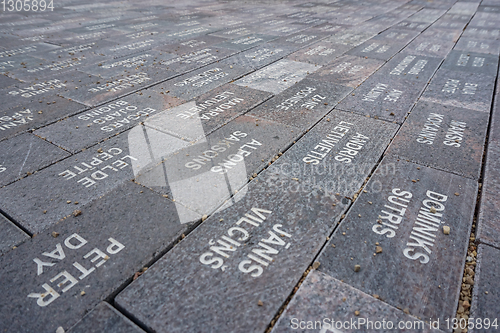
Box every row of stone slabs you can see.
[0,102,490,331]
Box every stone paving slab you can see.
[316,157,477,331]
[0,213,29,255]
[387,101,489,180]
[0,133,70,187]
[440,50,499,77]
[286,40,353,66]
[67,302,145,333]
[469,244,500,333]
[376,53,443,84]
[453,38,500,56]
[115,175,349,333]
[420,69,496,113]
[0,181,199,332]
[272,270,446,333]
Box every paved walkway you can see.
[0,0,499,332]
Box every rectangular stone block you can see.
[272,270,446,333]
[420,69,495,113]
[307,55,384,88]
[286,40,353,66]
[222,43,295,70]
[0,213,29,255]
[272,30,330,49]
[470,245,500,333]
[326,30,377,47]
[34,94,179,153]
[215,34,278,51]
[316,157,477,331]
[265,111,398,198]
[68,302,145,333]
[336,75,425,124]
[0,43,61,60]
[115,176,349,333]
[0,96,87,141]
[234,59,319,95]
[387,101,489,180]
[454,38,500,55]
[407,8,448,23]
[135,115,299,217]
[143,84,272,141]
[0,181,199,332]
[29,40,112,62]
[347,39,410,61]
[377,53,443,84]
[248,78,352,129]
[151,62,250,101]
[440,50,499,77]
[462,27,500,41]
[394,20,431,31]
[0,133,70,187]
[400,38,452,58]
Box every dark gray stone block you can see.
[215,34,278,51]
[0,74,19,90]
[377,53,443,84]
[287,41,353,66]
[336,75,425,124]
[326,30,377,47]
[272,271,446,333]
[420,69,495,113]
[234,59,320,94]
[440,50,499,77]
[454,38,500,55]
[0,133,70,187]
[347,39,410,61]
[135,115,299,217]
[68,302,145,333]
[265,110,398,198]
[0,213,29,255]
[402,37,457,58]
[0,181,199,332]
[317,157,477,331]
[387,101,489,180]
[462,27,500,41]
[221,43,295,70]
[308,55,385,88]
[248,78,352,129]
[470,245,500,333]
[0,43,61,60]
[115,176,349,333]
[152,62,251,100]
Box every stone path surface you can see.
[0,0,499,332]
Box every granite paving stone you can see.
[221,43,296,70]
[0,73,20,90]
[151,62,251,101]
[0,181,200,332]
[440,50,499,77]
[0,213,29,255]
[376,53,443,84]
[272,270,446,333]
[469,245,500,333]
[347,39,412,61]
[115,176,349,333]
[326,30,377,47]
[316,157,477,331]
[336,74,425,124]
[387,101,489,180]
[286,40,352,66]
[453,38,500,56]
[67,302,145,333]
[420,69,495,113]
[0,133,70,187]
[308,54,384,88]
[135,115,299,217]
[264,110,398,198]
[214,34,278,52]
[461,27,500,41]
[248,78,351,129]
[234,59,319,95]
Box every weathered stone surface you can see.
[387,101,489,180]
[286,40,352,66]
[234,59,319,94]
[0,213,29,255]
[336,75,424,124]
[469,245,500,333]
[0,43,61,61]
[143,84,272,141]
[440,50,499,76]
[376,53,442,84]
[347,39,411,61]
[248,78,351,129]
[216,34,278,51]
[135,115,299,217]
[0,181,199,332]
[33,95,172,153]
[308,55,384,88]
[316,157,477,331]
[265,110,398,198]
[0,96,87,141]
[222,43,295,70]
[462,27,500,40]
[454,38,500,55]
[326,30,376,47]
[0,74,19,90]
[68,302,145,333]
[152,62,250,100]
[272,270,446,333]
[420,69,495,113]
[0,133,70,187]
[115,176,349,333]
